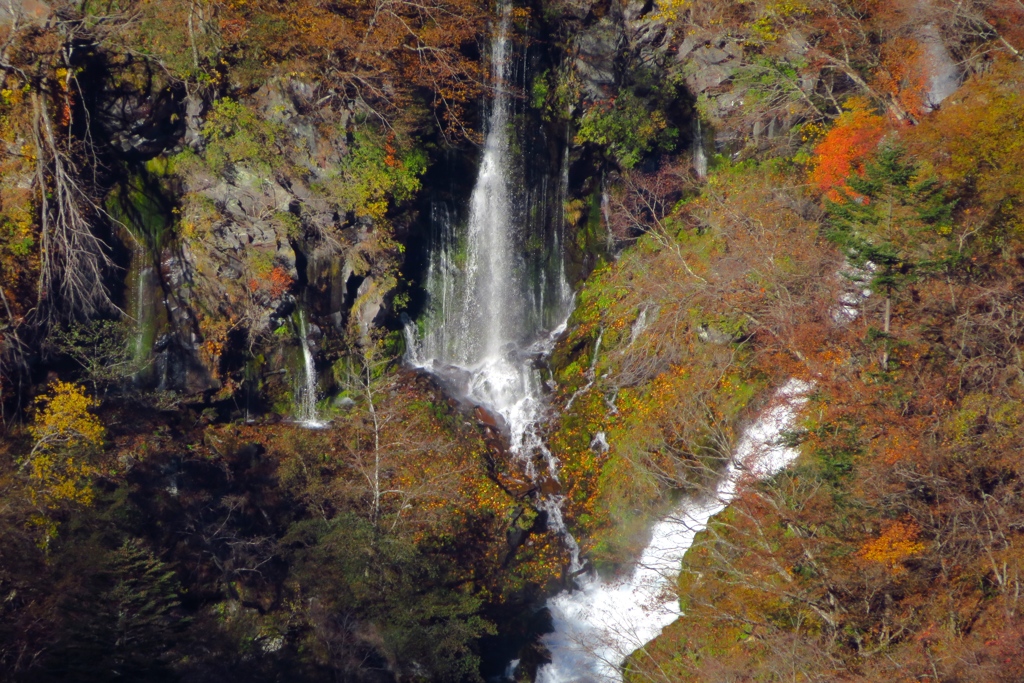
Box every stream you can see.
[405,0,578,556]
[405,5,813,681]
[537,380,810,683]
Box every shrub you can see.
[575,91,679,169]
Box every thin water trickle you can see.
[693,119,708,180]
[127,245,164,386]
[133,262,150,359]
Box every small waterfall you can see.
[130,256,158,361]
[536,379,811,683]
[600,180,613,254]
[408,1,577,557]
[692,119,708,180]
[295,309,327,428]
[126,244,165,385]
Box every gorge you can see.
[2,1,1024,683]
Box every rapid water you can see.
[407,6,814,680]
[407,2,573,502]
[295,309,327,428]
[536,379,811,683]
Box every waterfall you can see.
[536,379,811,683]
[692,119,708,180]
[295,309,327,428]
[409,2,573,478]
[131,259,158,361]
[126,244,164,386]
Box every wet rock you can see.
[539,476,562,496]
[474,405,500,429]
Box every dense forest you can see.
[1,0,1023,681]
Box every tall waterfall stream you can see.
[405,2,578,560]
[405,7,813,682]
[295,309,327,429]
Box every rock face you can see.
[96,79,185,158]
[95,73,400,395]
[917,22,960,110]
[575,17,622,99]
[180,168,300,301]
[678,36,743,93]
[564,0,674,101]
[553,0,963,160]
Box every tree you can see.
[0,2,126,322]
[330,334,461,533]
[907,58,1024,240]
[25,381,105,513]
[825,145,954,369]
[809,99,887,200]
[44,540,187,683]
[229,0,487,139]
[46,320,145,395]
[285,514,494,682]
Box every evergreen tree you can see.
[826,145,955,368]
[44,540,187,682]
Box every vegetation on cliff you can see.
[1,0,1024,681]
[539,9,1024,677]
[604,61,1024,681]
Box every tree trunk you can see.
[882,295,891,370]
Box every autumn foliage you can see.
[809,100,887,199]
[858,520,926,575]
[26,381,105,508]
[624,58,1024,683]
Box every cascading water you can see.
[408,0,574,536]
[295,309,327,428]
[692,119,708,180]
[407,6,809,680]
[531,267,865,682]
[536,379,811,683]
[126,244,166,387]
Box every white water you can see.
[407,2,573,512]
[692,119,708,180]
[296,309,327,428]
[132,263,156,360]
[536,379,812,683]
[405,6,814,680]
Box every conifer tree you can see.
[826,145,954,368]
[45,540,187,682]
